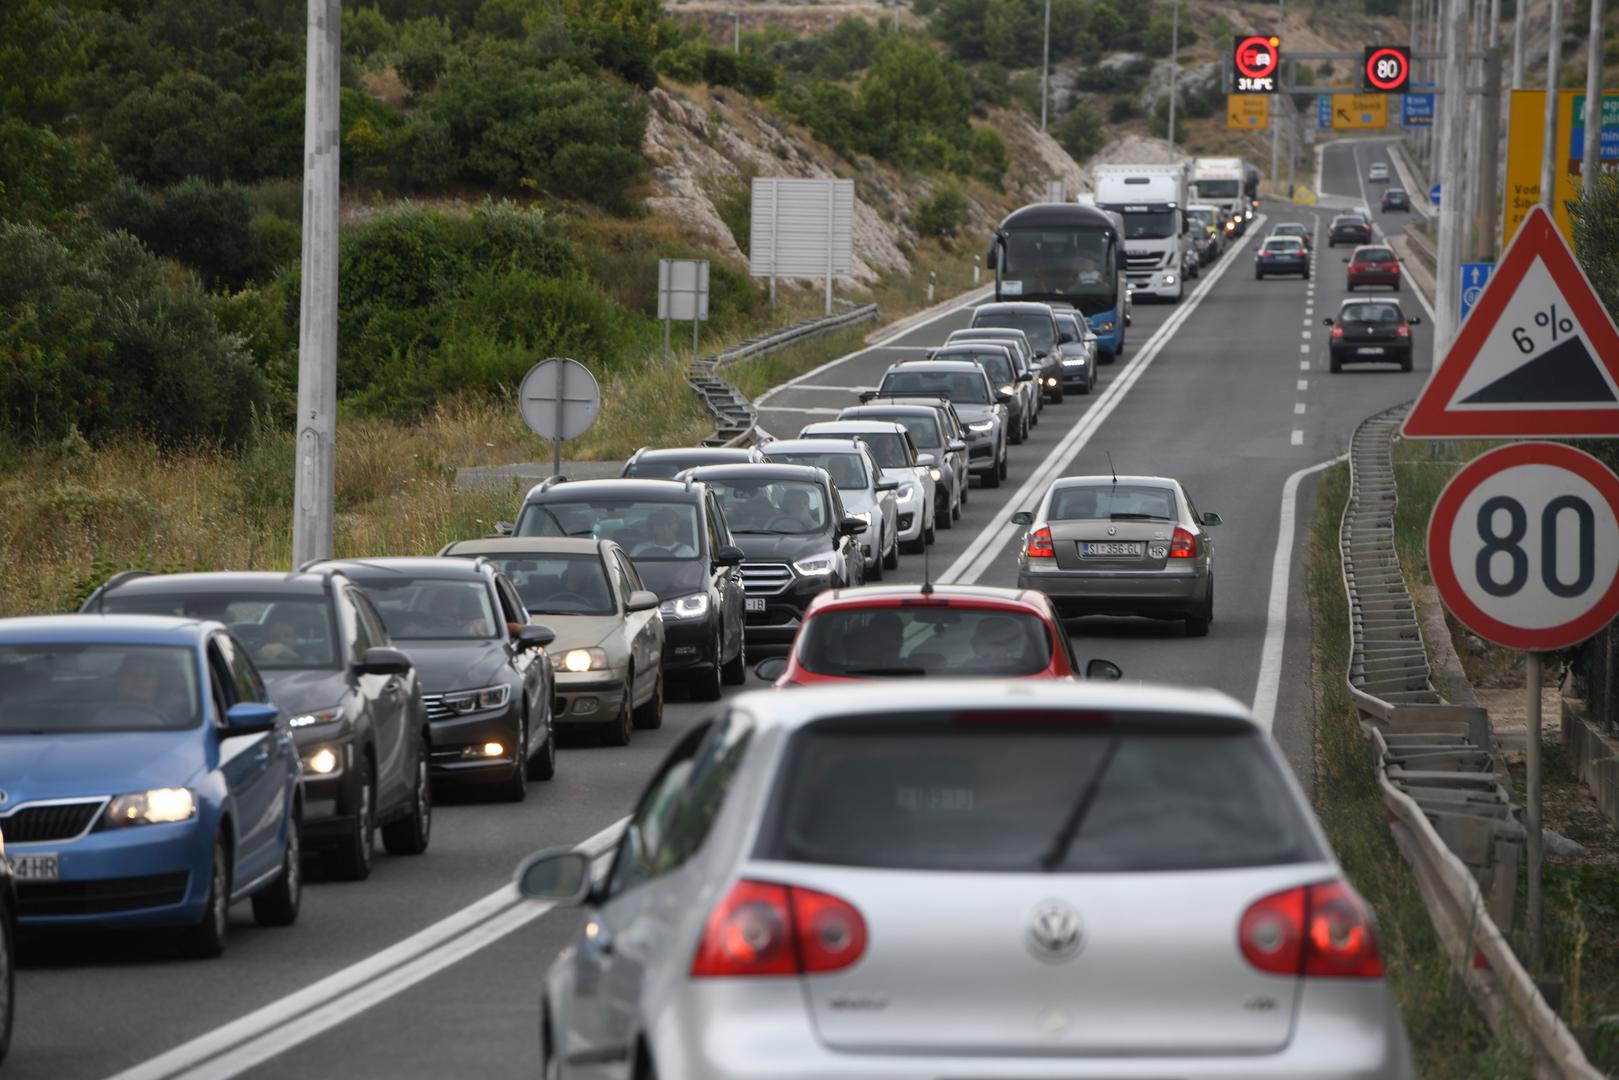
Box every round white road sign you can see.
[1427,442,1619,651]
[519,358,600,442]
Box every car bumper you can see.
[1125,269,1180,297]
[1332,343,1411,364]
[661,617,719,672]
[1258,259,1308,275]
[1060,358,1091,386]
[1019,563,1208,615]
[291,727,358,843]
[553,671,628,725]
[894,497,924,541]
[11,815,215,929]
[744,577,824,649]
[1348,273,1399,288]
[426,703,523,781]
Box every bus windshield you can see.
[999,228,1116,313]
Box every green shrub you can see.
[102,72,253,185]
[1057,103,1104,161]
[860,36,973,164]
[914,182,968,240]
[1148,93,1185,143]
[970,127,1008,175]
[1108,97,1138,123]
[0,118,117,227]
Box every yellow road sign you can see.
[1292,186,1318,205]
[1502,88,1618,246]
[1329,94,1388,129]
[1227,94,1269,129]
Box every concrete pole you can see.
[1041,0,1052,132]
[1583,0,1607,194]
[1434,0,1469,360]
[1540,0,1563,212]
[1167,0,1179,155]
[1526,650,1544,969]
[1511,0,1526,88]
[292,0,340,568]
[1462,0,1485,256]
[1478,0,1503,257]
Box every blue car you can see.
[0,615,303,957]
[1254,235,1311,280]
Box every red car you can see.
[756,583,1122,687]
[1345,244,1401,291]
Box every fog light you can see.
[573,698,599,716]
[307,748,339,775]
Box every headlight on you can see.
[442,684,511,714]
[1164,275,1176,285]
[896,484,915,502]
[561,647,609,673]
[659,593,711,621]
[998,384,1015,396]
[968,420,994,432]
[1095,320,1115,332]
[303,745,344,776]
[793,556,835,576]
[104,788,196,827]
[929,467,942,482]
[289,705,342,729]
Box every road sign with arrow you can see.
[1403,205,1619,438]
[1460,262,1495,322]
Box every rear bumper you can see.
[1257,259,1308,275]
[1331,343,1411,364]
[1348,273,1399,288]
[1019,564,1207,615]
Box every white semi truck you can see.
[1190,157,1250,238]
[1092,163,1189,303]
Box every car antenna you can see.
[1107,452,1118,486]
[920,537,933,595]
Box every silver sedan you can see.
[515,679,1411,1079]
[1012,474,1220,635]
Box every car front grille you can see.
[1,799,107,844]
[18,871,189,917]
[741,562,793,595]
[421,694,454,722]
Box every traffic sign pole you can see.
[519,358,602,479]
[1526,649,1544,967]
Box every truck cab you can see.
[1093,165,1188,303]
[1191,157,1249,239]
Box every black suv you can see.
[621,445,764,480]
[1328,214,1373,246]
[513,477,746,701]
[302,558,557,802]
[678,463,865,652]
[82,570,433,878]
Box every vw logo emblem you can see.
[1106,525,1117,536]
[1026,900,1084,962]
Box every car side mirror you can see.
[875,479,899,492]
[916,452,937,467]
[1408,316,1421,325]
[1018,372,1035,382]
[514,847,593,905]
[996,391,1014,403]
[947,439,968,453]
[858,391,877,403]
[1085,658,1124,681]
[715,545,746,567]
[1342,257,1351,263]
[222,701,279,735]
[1058,331,1076,344]
[1010,510,1033,526]
[626,589,660,613]
[754,656,789,682]
[1201,511,1223,527]
[354,646,412,677]
[839,516,866,536]
[493,521,514,537]
[519,624,556,649]
[1322,318,1335,327]
[985,243,998,270]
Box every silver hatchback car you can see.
[1012,474,1220,635]
[516,680,1411,1079]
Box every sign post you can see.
[519,359,601,477]
[658,258,710,366]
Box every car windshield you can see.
[1121,209,1177,240]
[1264,239,1301,253]
[0,644,201,733]
[479,554,614,616]
[879,371,989,405]
[871,413,942,448]
[999,227,1117,303]
[766,452,868,490]
[356,579,501,640]
[706,479,829,535]
[796,607,1053,678]
[1187,210,1215,227]
[938,349,1015,386]
[808,432,910,469]
[1357,249,1395,263]
[623,455,723,479]
[1343,303,1403,323]
[100,594,339,670]
[1333,216,1364,227]
[1050,483,1178,521]
[762,719,1321,872]
[516,500,702,561]
[1195,179,1241,198]
[973,312,1055,353]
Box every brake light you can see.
[1389,262,1400,272]
[1239,881,1383,979]
[1027,526,1055,559]
[691,879,867,978]
[1396,325,1410,338]
[1168,526,1197,558]
[1330,325,1344,340]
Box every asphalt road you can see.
[9,138,1438,1080]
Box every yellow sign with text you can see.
[1329,94,1388,129]
[1502,88,1618,246]
[1227,94,1269,129]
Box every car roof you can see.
[94,570,332,600]
[885,360,988,376]
[1351,244,1394,253]
[632,446,754,461]
[974,302,1055,317]
[725,679,1257,734]
[0,614,216,645]
[932,342,1013,357]
[763,438,869,456]
[523,477,702,504]
[800,420,908,436]
[1338,296,1406,313]
[840,403,946,419]
[308,556,493,581]
[439,537,610,557]
[1049,473,1178,489]
[807,582,1050,615]
[952,326,1030,340]
[678,463,828,485]
[1385,187,1407,195]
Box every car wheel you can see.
[1010,419,1023,446]
[527,712,557,781]
[633,668,664,729]
[322,760,375,881]
[382,747,432,855]
[252,812,302,927]
[952,491,962,519]
[1400,353,1413,373]
[1050,382,1064,404]
[998,449,1009,480]
[0,894,12,1063]
[924,512,936,545]
[883,533,900,570]
[180,835,231,959]
[1254,269,1263,279]
[1186,579,1213,637]
[1302,269,1311,280]
[722,631,747,685]
[1330,353,1343,373]
[541,1007,561,1080]
[690,630,724,701]
[496,714,529,801]
[867,543,884,580]
[601,671,633,747]
[937,491,952,530]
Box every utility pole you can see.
[1478,0,1503,257]
[1167,0,1179,154]
[1461,0,1484,257]
[292,0,340,568]
[1540,0,1563,212]
[732,12,739,52]
[1041,0,1052,132]
[1583,0,1607,194]
[1511,0,1526,88]
[1434,0,1468,360]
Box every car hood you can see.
[393,639,509,694]
[0,731,206,800]
[731,532,833,564]
[952,402,996,424]
[629,559,706,601]
[840,489,879,514]
[524,613,624,653]
[262,667,351,716]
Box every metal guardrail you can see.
[687,303,879,447]
[1339,406,1600,1078]
[1404,222,1438,275]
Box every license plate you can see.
[9,853,60,881]
[1358,346,1385,355]
[1081,541,1143,557]
[745,597,767,613]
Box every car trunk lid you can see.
[1047,519,1173,571]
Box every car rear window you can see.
[761,718,1322,872]
[1264,239,1300,252]
[879,371,990,405]
[1343,303,1402,323]
[1357,249,1395,263]
[1049,483,1176,521]
[796,606,1054,678]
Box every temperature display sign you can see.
[1233,35,1281,93]
[1363,45,1410,93]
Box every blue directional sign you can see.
[1318,96,1333,129]
[1570,94,1619,162]
[1459,261,1494,322]
[1429,182,1442,206]
[1402,93,1435,128]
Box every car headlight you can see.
[1095,320,1115,332]
[896,484,915,502]
[442,684,511,714]
[1164,275,1177,285]
[659,592,710,621]
[929,467,942,481]
[302,744,346,777]
[998,384,1015,396]
[793,556,836,576]
[104,788,196,827]
[968,420,994,432]
[1044,376,1058,386]
[561,647,608,673]
[289,705,342,729]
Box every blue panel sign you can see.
[1401,93,1435,128]
[1429,182,1442,206]
[1570,94,1619,161]
[1459,262,1494,322]
[1318,96,1333,129]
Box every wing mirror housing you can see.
[354,646,412,677]
[715,545,746,567]
[1085,658,1124,681]
[996,391,1015,404]
[222,702,280,735]
[916,452,937,467]
[626,589,660,613]
[754,656,789,682]
[518,624,556,649]
[947,439,968,453]
[839,516,866,536]
[514,847,593,905]
[1408,316,1421,325]
[1010,510,1033,526]
[858,390,878,403]
[1322,317,1335,326]
[1201,511,1223,527]
[492,521,515,537]
[875,479,900,492]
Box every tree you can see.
[859,37,973,163]
[914,182,969,240]
[1057,103,1105,160]
[102,73,252,185]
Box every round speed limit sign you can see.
[1428,442,1619,651]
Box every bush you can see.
[102,72,253,185]
[914,183,969,241]
[1057,103,1104,161]
[1148,93,1186,143]
[0,118,117,227]
[1108,97,1138,123]
[970,127,1009,175]
[97,177,274,292]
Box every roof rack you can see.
[538,474,568,492]
[625,446,650,466]
[81,569,154,613]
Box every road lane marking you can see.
[1301,330,1311,340]
[1300,344,1310,353]
[1298,379,1309,391]
[104,818,628,1080]
[1294,402,1307,415]
[759,405,842,415]
[1301,360,1311,370]
[1291,430,1305,446]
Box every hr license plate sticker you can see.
[9,852,60,881]
[1081,541,1143,557]
[745,597,767,613]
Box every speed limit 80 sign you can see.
[1428,442,1619,651]
[1362,45,1410,93]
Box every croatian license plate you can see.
[1082,541,1143,558]
[1359,346,1385,355]
[9,853,60,881]
[745,597,767,613]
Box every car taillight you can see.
[1331,325,1344,339]
[1169,526,1197,558]
[1027,526,1055,559]
[1389,262,1400,272]
[1396,325,1410,338]
[691,879,867,978]
[1239,880,1383,979]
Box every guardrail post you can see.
[973,255,981,285]
[927,271,936,303]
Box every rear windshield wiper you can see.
[1040,734,1122,871]
[841,666,929,677]
[1107,512,1170,521]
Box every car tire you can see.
[883,534,900,570]
[1400,353,1413,373]
[1010,420,1023,446]
[527,713,557,781]
[924,513,936,545]
[1330,353,1343,373]
[952,491,962,519]
[981,467,1001,490]
[633,668,665,729]
[1185,579,1214,638]
[496,714,529,801]
[722,633,747,686]
[382,747,432,855]
[1050,382,1064,404]
[322,760,375,881]
[1302,269,1311,280]
[252,813,302,927]
[937,491,952,530]
[867,546,884,581]
[691,628,724,701]
[180,835,231,959]
[999,450,1009,480]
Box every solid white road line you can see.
[939,216,1268,586]
[1251,455,1346,734]
[105,818,627,1080]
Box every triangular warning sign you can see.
[1403,206,1619,438]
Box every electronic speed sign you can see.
[1427,442,1619,651]
[1233,35,1281,93]
[1363,45,1411,93]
